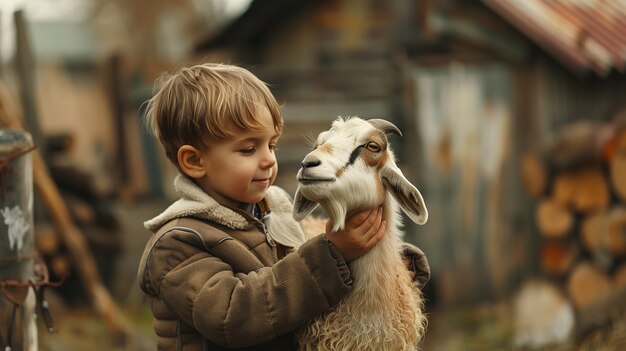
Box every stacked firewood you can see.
[517,115,626,345]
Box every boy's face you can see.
[197,106,280,208]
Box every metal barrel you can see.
[0,129,35,282]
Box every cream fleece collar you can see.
[144,174,306,248]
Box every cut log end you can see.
[553,168,609,213]
[606,207,626,256]
[580,211,608,253]
[610,152,626,203]
[540,239,578,276]
[567,262,612,311]
[548,121,602,169]
[514,279,574,348]
[536,199,574,238]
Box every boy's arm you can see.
[147,232,353,349]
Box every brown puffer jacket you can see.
[137,175,353,350]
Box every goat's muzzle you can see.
[296,168,335,185]
[297,153,336,185]
[301,159,321,169]
[296,175,336,185]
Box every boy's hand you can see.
[402,243,430,288]
[325,207,386,262]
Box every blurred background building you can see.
[1,0,626,350]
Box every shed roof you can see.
[482,0,626,76]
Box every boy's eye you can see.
[240,147,255,154]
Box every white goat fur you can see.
[293,117,428,351]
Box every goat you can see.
[293,117,428,351]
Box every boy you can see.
[137,63,429,350]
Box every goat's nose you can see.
[301,158,321,169]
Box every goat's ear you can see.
[381,167,428,225]
[293,188,319,221]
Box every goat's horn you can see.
[368,119,402,138]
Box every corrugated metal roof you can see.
[482,0,626,76]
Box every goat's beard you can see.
[299,177,384,231]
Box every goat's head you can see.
[293,117,427,230]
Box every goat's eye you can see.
[365,142,381,152]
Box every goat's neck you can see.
[353,201,402,270]
[320,195,403,279]
[352,199,406,303]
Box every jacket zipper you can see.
[257,214,278,262]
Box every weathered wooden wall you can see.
[407,63,529,303]
[238,0,409,195]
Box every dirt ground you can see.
[38,299,626,351]
[37,199,164,351]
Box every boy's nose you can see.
[260,149,277,168]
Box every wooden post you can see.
[0,10,4,79]
[105,54,130,189]
[0,130,37,350]
[13,10,45,161]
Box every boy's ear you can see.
[177,145,206,179]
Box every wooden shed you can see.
[197,0,626,305]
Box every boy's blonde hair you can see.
[144,63,283,166]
